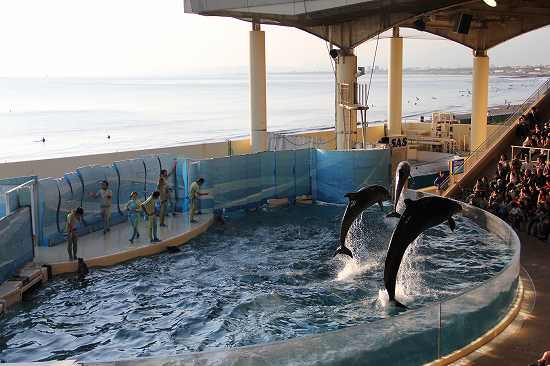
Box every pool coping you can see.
[45,215,214,276]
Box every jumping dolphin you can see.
[384,196,462,308]
[387,161,411,218]
[335,185,391,258]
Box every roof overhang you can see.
[184,0,550,50]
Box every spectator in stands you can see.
[523,135,535,147]
[126,191,142,244]
[89,180,113,234]
[142,191,161,243]
[189,177,207,223]
[66,207,84,261]
[517,115,529,140]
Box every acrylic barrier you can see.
[34,149,391,246]
[89,192,520,366]
[192,149,316,212]
[313,148,391,204]
[0,176,36,218]
[0,207,33,284]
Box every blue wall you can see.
[0,208,33,283]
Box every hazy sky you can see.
[0,0,549,77]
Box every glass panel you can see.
[0,208,33,283]
[38,178,60,246]
[114,159,146,212]
[275,150,295,199]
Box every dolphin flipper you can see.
[386,211,401,218]
[334,245,353,258]
[448,217,456,232]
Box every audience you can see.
[464,111,550,241]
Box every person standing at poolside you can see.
[126,191,142,243]
[89,180,113,234]
[157,164,175,227]
[142,191,161,243]
[189,177,207,223]
[66,207,84,261]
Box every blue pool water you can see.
[0,204,512,363]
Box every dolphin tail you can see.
[386,211,401,218]
[334,245,353,258]
[391,299,408,309]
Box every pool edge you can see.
[425,276,525,366]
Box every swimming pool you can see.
[0,200,515,364]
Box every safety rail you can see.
[337,82,370,107]
[441,77,550,194]
[511,145,550,165]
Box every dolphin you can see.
[387,161,411,218]
[335,185,391,258]
[384,196,462,308]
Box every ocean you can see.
[0,73,545,163]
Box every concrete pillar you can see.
[471,50,489,151]
[250,23,267,153]
[336,50,358,150]
[388,27,403,137]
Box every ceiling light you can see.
[482,0,497,7]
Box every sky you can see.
[0,0,549,77]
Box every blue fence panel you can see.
[143,156,161,199]
[195,159,218,212]
[175,159,190,212]
[0,176,36,218]
[64,172,83,208]
[315,150,354,204]
[227,155,249,209]
[0,208,33,283]
[38,178,61,247]
[352,148,391,190]
[246,153,263,207]
[295,149,311,196]
[114,159,146,213]
[260,151,276,201]
[275,150,296,199]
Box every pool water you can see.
[0,204,512,363]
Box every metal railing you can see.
[441,77,550,194]
[337,82,369,107]
[511,145,550,165]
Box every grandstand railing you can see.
[441,77,550,194]
[511,145,550,165]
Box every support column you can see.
[250,22,267,153]
[336,49,358,150]
[471,49,489,151]
[388,27,403,137]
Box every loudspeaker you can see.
[456,14,472,34]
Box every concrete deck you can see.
[33,213,213,276]
[456,233,550,365]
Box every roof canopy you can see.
[184,0,550,50]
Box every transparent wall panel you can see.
[275,150,295,199]
[246,153,263,207]
[57,177,73,234]
[295,149,311,196]
[0,208,33,283]
[143,156,161,200]
[260,151,276,201]
[114,159,146,213]
[38,178,61,246]
[315,150,353,203]
[352,149,391,191]
[440,252,519,356]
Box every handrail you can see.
[441,77,550,194]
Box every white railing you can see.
[441,77,550,193]
[511,145,550,165]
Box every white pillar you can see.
[471,50,489,151]
[388,27,403,137]
[250,23,267,153]
[336,50,358,150]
